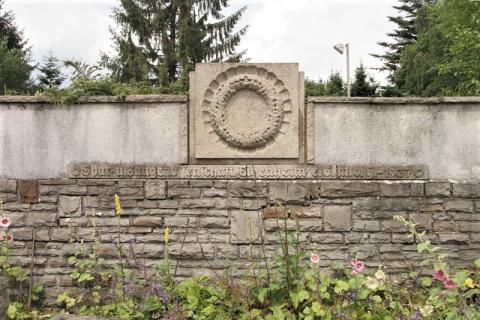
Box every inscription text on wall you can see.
[69,164,428,180]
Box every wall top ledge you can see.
[308,96,480,104]
[0,94,188,104]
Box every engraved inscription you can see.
[69,164,429,180]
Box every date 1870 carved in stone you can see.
[190,64,304,161]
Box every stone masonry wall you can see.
[1,178,480,302]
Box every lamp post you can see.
[333,43,351,97]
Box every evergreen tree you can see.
[305,78,326,97]
[0,40,33,94]
[325,72,345,96]
[0,0,27,52]
[103,0,248,86]
[37,51,65,89]
[351,63,378,97]
[371,0,434,83]
[395,0,480,96]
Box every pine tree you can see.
[37,51,65,89]
[351,63,378,97]
[0,1,32,94]
[0,0,27,52]
[325,72,345,96]
[371,0,433,83]
[103,0,248,86]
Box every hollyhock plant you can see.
[0,215,11,228]
[444,278,458,289]
[433,270,447,282]
[310,252,320,264]
[351,259,365,275]
[6,233,13,244]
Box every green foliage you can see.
[0,0,28,52]
[36,51,65,89]
[304,78,325,97]
[395,0,480,96]
[103,0,248,86]
[351,63,378,97]
[371,0,433,84]
[325,71,345,96]
[0,39,33,94]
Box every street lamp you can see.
[333,43,351,97]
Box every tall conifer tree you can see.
[371,0,433,83]
[0,0,28,52]
[103,0,248,86]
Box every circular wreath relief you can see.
[202,67,291,149]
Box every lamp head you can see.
[334,43,345,54]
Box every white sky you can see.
[4,0,399,84]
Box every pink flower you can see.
[0,233,3,241]
[0,216,11,228]
[433,270,447,282]
[310,252,320,264]
[354,261,365,273]
[444,278,458,289]
[351,259,365,275]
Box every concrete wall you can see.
[309,97,480,181]
[0,96,188,179]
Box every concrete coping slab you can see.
[308,96,480,104]
[0,94,188,104]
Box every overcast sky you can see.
[4,0,399,84]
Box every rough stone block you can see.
[25,211,57,227]
[202,188,227,197]
[320,182,376,198]
[39,185,87,196]
[262,207,289,219]
[131,216,163,227]
[353,220,381,231]
[145,181,166,199]
[0,179,16,193]
[353,198,392,211]
[324,206,351,231]
[59,196,81,216]
[419,199,444,212]
[381,220,408,232]
[310,233,343,244]
[452,184,480,198]
[392,198,418,211]
[168,187,201,199]
[231,210,263,244]
[18,180,38,203]
[229,181,267,198]
[439,234,469,244]
[269,182,316,205]
[433,221,456,232]
[242,198,267,210]
[169,243,214,259]
[297,219,322,232]
[198,217,230,229]
[294,206,322,218]
[410,213,433,230]
[425,183,451,197]
[445,199,473,212]
[458,222,480,232]
[379,183,411,197]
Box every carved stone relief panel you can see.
[189,64,303,161]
